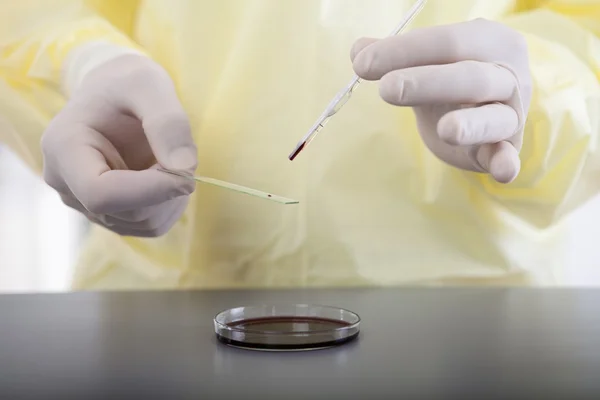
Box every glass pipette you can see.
[288,0,428,161]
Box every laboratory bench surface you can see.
[1,288,600,399]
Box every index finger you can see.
[352,19,517,81]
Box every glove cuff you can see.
[61,41,146,97]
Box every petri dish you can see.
[213,304,361,351]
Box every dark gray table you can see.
[1,288,599,399]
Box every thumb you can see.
[142,111,198,172]
[476,142,520,184]
[114,59,198,172]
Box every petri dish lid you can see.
[213,304,361,352]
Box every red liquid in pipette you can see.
[288,142,305,161]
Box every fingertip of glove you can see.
[350,37,378,62]
[491,159,520,184]
[479,142,520,184]
[167,179,196,200]
[177,179,197,196]
[169,173,196,197]
[167,146,198,171]
[351,37,380,79]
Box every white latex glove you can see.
[42,43,198,237]
[351,19,532,183]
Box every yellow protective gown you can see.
[0,0,599,289]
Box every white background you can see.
[0,147,87,292]
[0,146,599,293]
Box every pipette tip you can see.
[288,142,306,161]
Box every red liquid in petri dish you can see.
[216,316,358,350]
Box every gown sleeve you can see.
[0,0,143,172]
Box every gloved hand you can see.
[351,18,532,184]
[42,45,198,237]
